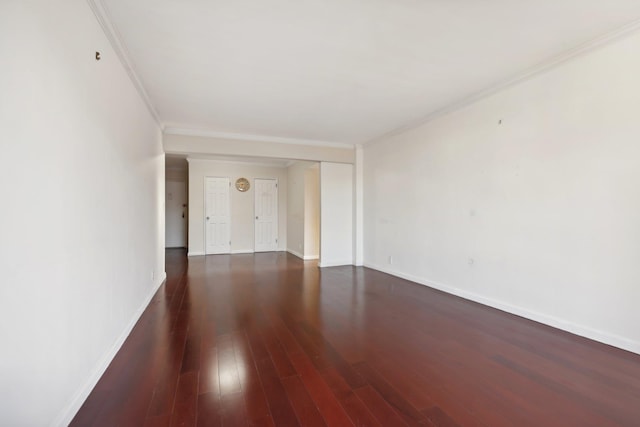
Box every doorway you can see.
[166,155,188,249]
[165,181,187,248]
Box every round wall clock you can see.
[235,177,250,192]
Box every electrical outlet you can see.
[151,271,155,281]
[388,255,393,264]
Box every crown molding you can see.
[366,18,640,145]
[86,0,162,127]
[164,126,354,149]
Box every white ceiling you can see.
[102,0,640,145]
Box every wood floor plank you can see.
[181,334,202,374]
[300,322,367,389]
[321,367,382,427]
[169,371,198,427]
[253,356,300,426]
[144,414,171,427]
[218,392,249,427]
[217,334,242,396]
[231,332,272,424]
[281,375,327,427]
[422,406,462,427]
[287,351,355,426]
[196,392,221,427]
[352,362,427,426]
[260,326,297,378]
[354,385,410,427]
[198,345,220,396]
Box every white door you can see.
[254,179,278,252]
[205,177,231,254]
[165,181,187,248]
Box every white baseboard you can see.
[364,263,640,356]
[287,248,304,258]
[287,249,319,261]
[190,250,288,256]
[189,250,261,256]
[319,259,353,268]
[52,272,167,427]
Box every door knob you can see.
[206,216,210,220]
[255,216,258,220]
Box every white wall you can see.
[188,159,287,254]
[0,1,164,425]
[364,29,640,354]
[286,162,320,260]
[354,145,364,266]
[287,162,313,257]
[164,132,355,163]
[320,163,353,267]
[166,167,188,182]
[304,165,320,259]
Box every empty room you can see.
[3,0,640,426]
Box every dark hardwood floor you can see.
[72,249,640,426]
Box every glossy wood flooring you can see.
[72,249,640,426]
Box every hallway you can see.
[72,250,640,426]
